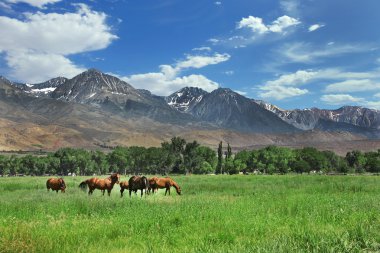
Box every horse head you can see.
[59,178,66,192]
[110,173,120,184]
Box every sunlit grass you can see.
[0,175,379,252]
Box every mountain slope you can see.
[50,69,196,124]
[166,87,208,112]
[187,88,298,133]
[255,101,380,131]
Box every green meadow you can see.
[0,175,379,253]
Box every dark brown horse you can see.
[149,177,181,195]
[79,173,120,196]
[46,178,66,193]
[128,176,148,197]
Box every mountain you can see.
[255,100,380,131]
[29,77,68,97]
[1,74,379,153]
[3,76,67,97]
[167,88,298,133]
[165,87,208,112]
[50,69,196,124]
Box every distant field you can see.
[0,175,379,253]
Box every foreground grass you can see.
[0,175,379,253]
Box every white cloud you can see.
[325,79,380,93]
[176,53,230,70]
[234,90,247,96]
[280,0,300,17]
[5,0,61,9]
[266,70,318,87]
[278,42,372,63]
[125,73,219,96]
[208,38,220,44]
[365,101,380,110]
[0,4,117,82]
[237,15,300,35]
[214,1,222,5]
[192,47,212,52]
[308,24,325,32]
[256,68,380,100]
[123,52,230,95]
[375,93,380,98]
[224,70,234,75]
[321,94,364,105]
[259,85,308,100]
[6,50,85,83]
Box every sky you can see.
[1,0,380,110]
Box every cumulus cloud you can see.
[308,24,325,32]
[123,52,230,96]
[5,0,61,9]
[0,4,117,82]
[237,15,300,35]
[321,94,364,105]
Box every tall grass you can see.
[0,175,379,253]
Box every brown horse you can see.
[150,177,181,196]
[79,173,120,196]
[128,176,148,197]
[147,177,159,194]
[46,178,66,193]
[119,180,131,197]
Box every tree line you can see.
[0,137,379,176]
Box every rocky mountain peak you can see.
[166,87,208,112]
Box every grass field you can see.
[0,175,379,253]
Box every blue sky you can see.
[1,0,380,110]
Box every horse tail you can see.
[142,176,148,189]
[79,180,88,190]
[46,179,50,190]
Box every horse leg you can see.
[120,188,124,197]
[129,189,132,198]
[107,189,111,196]
[165,188,168,196]
[140,189,143,198]
[102,190,105,196]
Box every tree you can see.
[217,141,223,174]
[346,150,366,173]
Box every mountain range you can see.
[1,69,379,154]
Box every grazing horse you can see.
[128,176,148,197]
[46,178,66,193]
[79,173,120,196]
[150,177,181,196]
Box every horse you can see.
[147,177,159,195]
[128,175,148,197]
[79,173,120,196]
[46,177,66,193]
[120,180,133,197]
[149,177,181,196]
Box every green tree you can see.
[217,141,223,174]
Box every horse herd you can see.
[46,173,182,197]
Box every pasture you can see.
[0,175,379,253]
